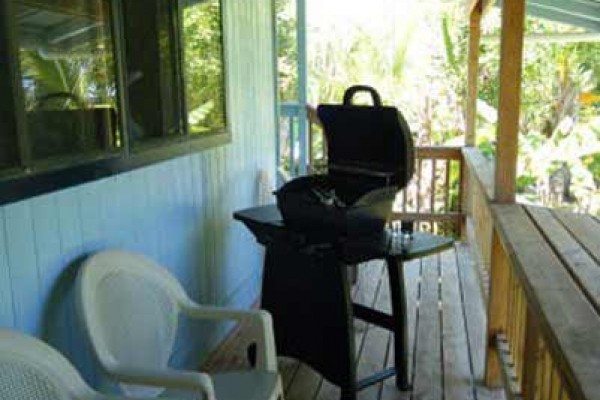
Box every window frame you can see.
[0,0,231,206]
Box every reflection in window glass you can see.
[15,0,119,161]
[0,15,19,169]
[181,0,226,135]
[122,0,183,144]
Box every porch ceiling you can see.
[496,0,600,32]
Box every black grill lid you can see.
[317,85,414,191]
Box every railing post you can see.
[459,152,469,240]
[485,229,510,387]
[494,0,526,203]
[289,112,296,176]
[308,112,313,169]
[465,3,481,147]
[486,0,526,388]
[296,0,308,175]
[272,0,281,180]
[297,107,308,175]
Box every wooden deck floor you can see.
[204,243,505,400]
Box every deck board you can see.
[413,255,443,399]
[455,244,504,400]
[441,248,475,400]
[204,243,505,400]
[356,266,390,400]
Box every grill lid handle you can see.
[343,85,382,107]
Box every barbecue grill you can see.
[234,86,448,400]
[275,85,415,250]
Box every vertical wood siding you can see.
[0,0,276,388]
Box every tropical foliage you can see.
[477,9,600,214]
[276,0,600,215]
[181,0,226,134]
[19,37,115,110]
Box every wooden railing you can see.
[463,147,495,296]
[487,206,581,400]
[464,147,600,400]
[392,146,464,235]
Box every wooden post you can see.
[465,3,482,147]
[494,0,526,203]
[459,154,469,240]
[485,0,526,389]
[296,0,308,175]
[485,230,510,387]
[272,0,281,178]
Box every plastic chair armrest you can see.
[180,302,278,372]
[89,396,186,400]
[88,396,173,400]
[104,364,215,400]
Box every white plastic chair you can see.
[76,250,284,400]
[0,329,142,400]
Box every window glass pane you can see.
[122,0,183,144]
[0,11,19,169]
[181,0,227,135]
[14,0,120,162]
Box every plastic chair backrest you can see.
[0,330,94,400]
[77,250,189,396]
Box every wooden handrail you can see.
[391,211,463,223]
[462,147,495,293]
[463,145,600,399]
[463,147,494,200]
[415,146,462,160]
[489,204,600,400]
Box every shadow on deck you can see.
[203,243,505,400]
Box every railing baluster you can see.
[522,307,540,400]
[516,285,526,386]
[289,115,296,176]
[506,267,515,346]
[443,158,450,212]
[550,365,561,400]
[544,345,553,400]
[308,114,313,168]
[431,159,436,213]
[417,158,423,214]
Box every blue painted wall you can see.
[0,0,276,388]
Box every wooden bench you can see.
[488,204,600,400]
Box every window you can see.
[180,0,227,135]
[14,0,121,162]
[122,0,228,145]
[0,0,229,204]
[0,11,19,171]
[122,0,184,144]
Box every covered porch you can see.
[0,0,598,399]
[227,0,600,399]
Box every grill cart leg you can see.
[386,256,411,390]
